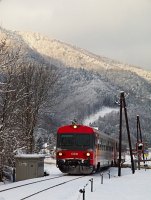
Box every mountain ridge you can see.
[16,31,151,82]
[1,28,151,80]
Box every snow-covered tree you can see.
[0,32,58,181]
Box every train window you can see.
[76,134,90,147]
[58,133,93,149]
[60,134,74,146]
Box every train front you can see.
[56,124,97,174]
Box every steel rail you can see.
[20,176,84,200]
[0,174,66,193]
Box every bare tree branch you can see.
[0,32,58,180]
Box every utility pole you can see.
[118,92,123,176]
[118,91,135,176]
[137,115,139,143]
[137,115,143,142]
[137,115,140,169]
[137,115,145,168]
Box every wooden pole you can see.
[137,115,139,143]
[137,115,145,164]
[137,115,142,142]
[122,92,135,174]
[118,92,123,176]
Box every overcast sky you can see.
[0,0,151,71]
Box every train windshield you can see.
[60,134,74,146]
[57,134,94,150]
[76,134,90,146]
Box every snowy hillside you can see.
[17,31,151,82]
[0,28,151,146]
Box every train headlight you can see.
[86,152,90,157]
[58,152,63,156]
[73,125,77,129]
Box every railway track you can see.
[0,174,85,200]
[20,176,84,200]
[0,174,65,193]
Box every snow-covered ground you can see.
[0,156,151,200]
[83,107,118,125]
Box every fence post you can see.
[108,170,110,179]
[89,178,93,192]
[100,173,103,184]
[79,188,85,200]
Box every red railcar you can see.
[56,124,118,174]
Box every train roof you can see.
[57,124,116,141]
[94,128,118,142]
[57,124,94,134]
